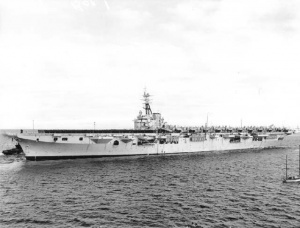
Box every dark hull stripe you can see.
[26,154,155,161]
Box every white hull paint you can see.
[17,134,285,161]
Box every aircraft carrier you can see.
[12,90,286,161]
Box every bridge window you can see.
[62,138,68,141]
[113,140,119,146]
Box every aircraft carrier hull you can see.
[17,134,285,161]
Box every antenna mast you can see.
[143,89,152,115]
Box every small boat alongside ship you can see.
[6,90,289,161]
[2,143,23,155]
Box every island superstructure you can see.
[134,91,166,130]
[12,90,287,161]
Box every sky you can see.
[0,0,300,129]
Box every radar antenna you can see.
[143,89,152,115]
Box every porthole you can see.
[113,140,119,146]
[54,137,58,142]
[79,137,83,141]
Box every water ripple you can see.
[1,135,300,227]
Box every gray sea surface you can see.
[1,131,300,228]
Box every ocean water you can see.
[1,133,300,228]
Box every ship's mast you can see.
[286,155,288,180]
[143,90,152,115]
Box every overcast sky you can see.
[0,0,300,129]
